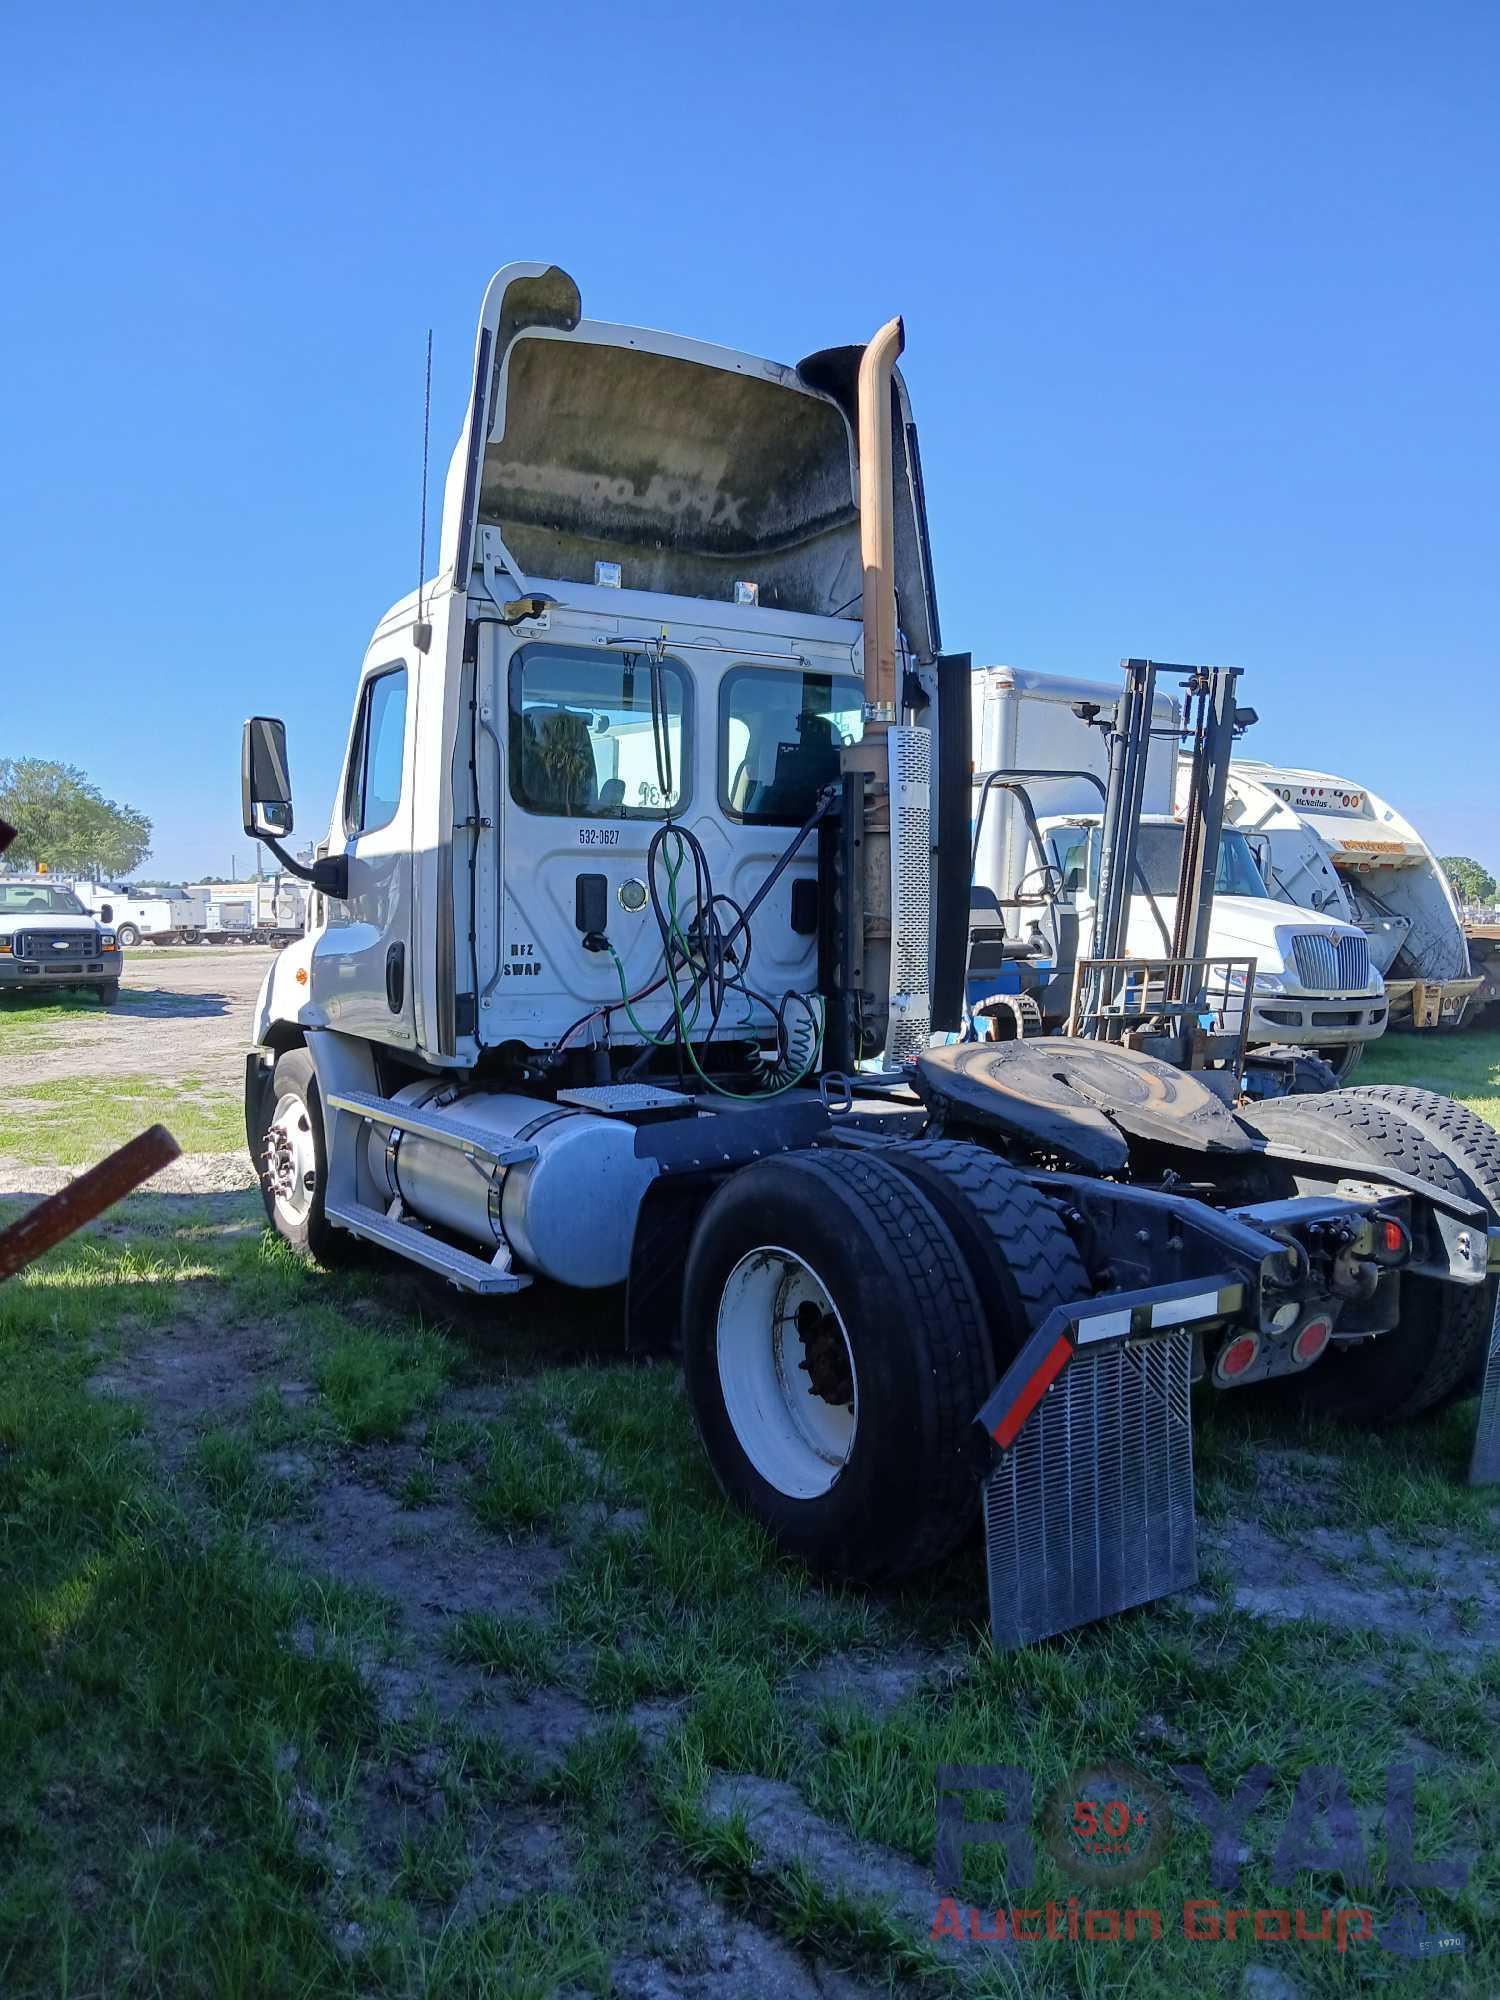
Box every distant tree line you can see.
[1440,855,1497,909]
[0,759,152,880]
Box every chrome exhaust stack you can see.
[841,316,932,1070]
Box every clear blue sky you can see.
[3,1,1495,879]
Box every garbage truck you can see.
[1222,761,1488,1032]
[237,263,1500,1649]
[969,668,1390,1085]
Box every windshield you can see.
[1093,826,1269,900]
[0,885,89,916]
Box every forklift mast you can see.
[1077,659,1253,1058]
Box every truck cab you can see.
[970,666,1389,1079]
[0,879,122,1001]
[1035,810,1389,1071]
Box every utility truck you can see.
[970,669,1388,1086]
[0,879,123,1001]
[1222,762,1489,1031]
[75,882,200,947]
[184,878,307,944]
[240,264,1500,1649]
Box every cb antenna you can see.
[415,329,433,651]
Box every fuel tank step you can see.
[325,1089,539,1167]
[324,1197,532,1293]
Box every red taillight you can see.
[1216,1333,1260,1382]
[1380,1218,1406,1256]
[1294,1317,1332,1365]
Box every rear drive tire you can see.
[1345,1083,1499,1389]
[253,1047,358,1264]
[1344,1085,1500,1220]
[876,1139,1091,1372]
[682,1148,994,1581]
[1241,1091,1491,1423]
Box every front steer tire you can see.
[681,1148,995,1583]
[253,1047,361,1266]
[1241,1091,1491,1423]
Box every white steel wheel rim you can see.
[264,1090,318,1225]
[716,1246,859,1499]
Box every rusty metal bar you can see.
[0,1125,181,1282]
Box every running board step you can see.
[324,1198,531,1293]
[324,1089,538,1168]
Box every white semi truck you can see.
[970,668,1389,1083]
[236,263,1499,1648]
[1222,762,1488,1032]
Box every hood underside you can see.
[452,265,939,657]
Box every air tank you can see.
[366,1084,657,1287]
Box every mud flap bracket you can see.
[975,1278,1240,1650]
[1468,1231,1500,1486]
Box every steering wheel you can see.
[1012,861,1067,899]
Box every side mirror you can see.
[99,903,114,923]
[242,717,294,838]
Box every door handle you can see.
[386,942,405,1014]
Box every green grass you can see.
[443,1610,561,1691]
[0,987,118,1057]
[2,1041,1498,1995]
[1359,1024,1500,1123]
[0,1072,242,1163]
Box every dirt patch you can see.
[87,1310,283,1465]
[611,1878,877,1999]
[785,1650,956,1721]
[2,947,273,1089]
[702,1774,1004,1973]
[274,1470,583,1748]
[1,1150,257,1200]
[1210,1517,1500,1655]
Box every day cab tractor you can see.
[240,265,1500,1648]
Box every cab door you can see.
[313,660,416,1045]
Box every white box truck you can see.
[971,667,1390,1082]
[1222,762,1486,1031]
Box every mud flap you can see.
[1469,1278,1500,1486]
[974,1280,1240,1650]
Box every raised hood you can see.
[438,263,939,658]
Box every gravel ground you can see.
[1,946,273,1197]
[6,945,275,1090]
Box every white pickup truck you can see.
[0,879,123,1003]
[970,667,1389,1081]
